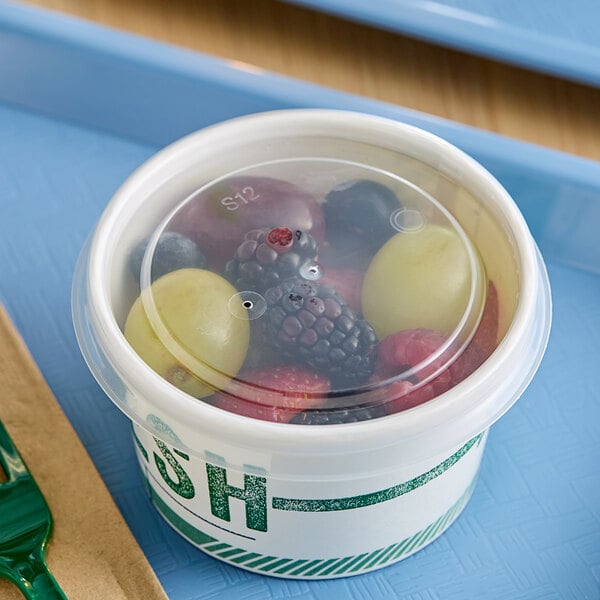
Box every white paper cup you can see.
[72,109,551,578]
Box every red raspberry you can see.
[374,328,447,379]
[266,227,294,252]
[379,281,500,415]
[319,268,365,314]
[449,281,499,385]
[373,328,452,414]
[386,380,437,412]
[213,365,329,423]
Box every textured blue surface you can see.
[283,0,600,87]
[1,2,600,599]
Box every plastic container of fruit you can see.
[72,109,551,579]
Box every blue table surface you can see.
[283,0,600,88]
[1,2,600,599]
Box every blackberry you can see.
[225,227,319,293]
[322,179,400,268]
[130,231,207,285]
[262,278,377,387]
[290,403,386,425]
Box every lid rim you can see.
[79,109,551,463]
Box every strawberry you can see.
[319,268,365,314]
[213,365,329,423]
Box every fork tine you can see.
[0,421,67,599]
[0,421,28,482]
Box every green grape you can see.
[124,268,250,398]
[362,224,474,338]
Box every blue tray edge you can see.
[280,0,600,88]
[1,0,600,188]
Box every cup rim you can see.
[80,108,551,459]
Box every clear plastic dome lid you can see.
[123,158,487,425]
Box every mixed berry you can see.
[262,278,377,388]
[168,175,325,270]
[321,179,401,269]
[225,227,319,293]
[210,364,329,424]
[130,231,207,285]
[125,175,499,425]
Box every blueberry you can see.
[130,231,208,285]
[322,179,401,268]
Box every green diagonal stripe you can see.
[231,552,261,564]
[272,433,483,512]
[217,547,246,559]
[146,473,477,578]
[303,558,337,576]
[273,559,310,574]
[318,555,355,576]
[142,435,481,577]
[288,559,322,576]
[260,558,295,572]
[244,555,278,569]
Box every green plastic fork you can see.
[0,421,67,599]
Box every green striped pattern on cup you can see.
[143,473,477,578]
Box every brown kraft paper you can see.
[0,306,170,600]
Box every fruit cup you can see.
[72,110,551,578]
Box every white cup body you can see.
[72,109,551,578]
[132,422,487,578]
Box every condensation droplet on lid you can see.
[228,291,266,320]
[389,208,426,233]
[299,263,322,281]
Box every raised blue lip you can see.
[1,0,599,275]
[0,0,598,181]
[281,0,600,88]
[0,2,599,596]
